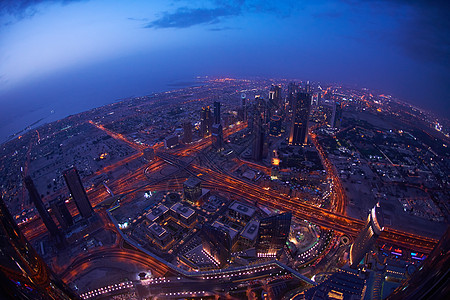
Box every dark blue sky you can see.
[0,0,449,140]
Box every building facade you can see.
[63,167,94,219]
[350,203,384,268]
[257,212,292,257]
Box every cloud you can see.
[143,0,305,29]
[144,6,241,29]
[208,26,237,31]
[0,0,86,20]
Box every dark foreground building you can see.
[0,195,79,299]
[387,227,450,300]
[297,270,365,300]
[24,176,65,245]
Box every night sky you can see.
[0,0,449,140]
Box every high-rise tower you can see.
[63,168,94,219]
[182,120,192,144]
[211,123,223,149]
[200,106,213,137]
[257,212,292,257]
[288,91,311,145]
[269,84,281,109]
[241,94,248,122]
[287,82,299,114]
[252,113,265,161]
[50,198,73,230]
[331,101,343,129]
[213,101,221,125]
[24,176,64,244]
[0,194,79,299]
[350,203,384,268]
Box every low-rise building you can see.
[146,223,172,248]
[170,202,196,226]
[227,201,256,224]
[145,204,169,223]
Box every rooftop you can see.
[212,221,239,241]
[241,219,260,241]
[183,176,202,188]
[229,201,256,218]
[145,204,169,222]
[170,202,195,219]
[147,223,168,238]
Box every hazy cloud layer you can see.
[0,0,86,21]
[144,6,241,29]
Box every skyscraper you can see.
[50,198,73,229]
[269,84,281,109]
[241,94,248,122]
[201,224,232,268]
[24,176,64,244]
[252,113,265,161]
[350,203,384,268]
[182,120,192,144]
[63,168,94,219]
[287,82,299,114]
[213,101,221,125]
[200,106,212,137]
[0,195,79,299]
[288,91,311,145]
[331,101,343,129]
[304,80,311,93]
[257,212,292,257]
[269,115,282,136]
[211,123,223,149]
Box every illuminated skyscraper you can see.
[50,198,73,230]
[331,101,343,129]
[201,224,232,268]
[288,91,311,145]
[269,84,281,109]
[241,94,248,122]
[257,212,292,257]
[0,195,79,299]
[24,176,64,244]
[252,113,265,161]
[269,115,282,136]
[304,80,311,93]
[182,120,192,144]
[213,101,221,125]
[63,168,94,219]
[350,203,384,268]
[287,82,298,104]
[200,106,212,137]
[211,123,223,149]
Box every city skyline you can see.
[0,78,448,299]
[0,0,449,141]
